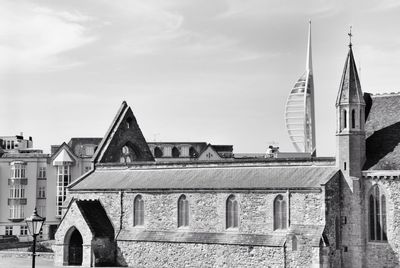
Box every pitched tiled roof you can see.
[75,200,114,238]
[70,165,338,191]
[365,93,400,170]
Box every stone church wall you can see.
[364,178,400,268]
[120,191,325,233]
[65,189,329,267]
[117,241,284,268]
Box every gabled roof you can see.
[364,93,400,170]
[70,165,339,191]
[336,46,365,106]
[92,101,154,163]
[51,142,77,165]
[75,200,114,238]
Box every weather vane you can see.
[348,26,353,47]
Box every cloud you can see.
[0,1,96,73]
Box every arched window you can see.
[369,185,387,241]
[120,144,138,163]
[172,147,180,158]
[351,109,356,128]
[154,147,163,158]
[178,195,189,227]
[343,109,347,129]
[226,195,239,229]
[134,195,144,226]
[274,195,287,230]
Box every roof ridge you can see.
[370,91,400,97]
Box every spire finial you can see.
[348,26,353,47]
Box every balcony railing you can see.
[8,198,27,206]
[8,178,28,185]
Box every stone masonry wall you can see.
[364,179,400,268]
[323,172,342,267]
[120,191,325,233]
[117,241,284,268]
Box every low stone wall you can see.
[117,241,284,267]
[0,251,54,260]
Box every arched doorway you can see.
[68,229,83,265]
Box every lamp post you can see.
[25,208,46,268]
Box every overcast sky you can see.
[1,0,400,156]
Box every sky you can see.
[1,0,400,156]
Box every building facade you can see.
[0,137,101,241]
[54,40,400,267]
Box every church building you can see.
[53,39,400,267]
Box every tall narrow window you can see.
[274,195,287,230]
[226,195,239,229]
[343,110,347,129]
[56,165,71,216]
[178,195,189,227]
[369,185,387,241]
[134,195,144,226]
[360,109,363,129]
[351,109,356,128]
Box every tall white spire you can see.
[306,20,313,73]
[284,21,317,156]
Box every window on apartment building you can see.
[38,186,46,198]
[154,147,163,158]
[85,146,95,156]
[38,167,46,179]
[134,195,144,226]
[274,194,287,230]
[171,146,180,158]
[178,195,189,227]
[10,162,26,178]
[226,195,239,229]
[369,185,387,241]
[37,206,46,217]
[56,165,71,216]
[20,226,28,236]
[5,226,13,236]
[9,206,24,220]
[9,185,26,199]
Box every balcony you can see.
[8,178,28,185]
[8,198,27,206]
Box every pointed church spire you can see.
[306,20,313,73]
[336,29,364,106]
